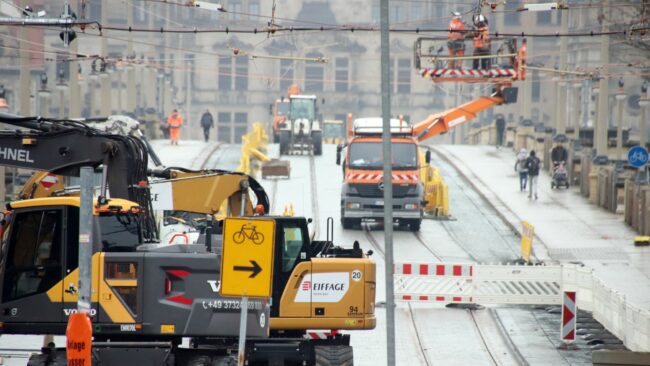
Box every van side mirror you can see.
[336,144,343,165]
[425,150,431,165]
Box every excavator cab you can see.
[0,197,143,328]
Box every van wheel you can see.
[409,219,421,232]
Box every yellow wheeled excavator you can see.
[0,113,375,366]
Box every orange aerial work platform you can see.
[413,36,527,84]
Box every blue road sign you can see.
[628,146,649,168]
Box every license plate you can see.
[375,200,384,206]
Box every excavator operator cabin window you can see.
[3,209,62,302]
[99,213,141,252]
[282,225,304,273]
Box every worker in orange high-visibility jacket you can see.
[167,109,183,145]
[447,12,466,69]
[472,14,491,70]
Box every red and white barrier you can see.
[561,291,577,342]
[305,330,338,340]
[394,263,473,277]
[420,68,517,79]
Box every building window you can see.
[397,58,410,94]
[537,11,552,25]
[217,112,231,142]
[532,71,541,103]
[372,4,379,23]
[390,5,404,23]
[229,1,242,20]
[234,112,248,143]
[504,2,520,26]
[305,53,324,92]
[280,59,294,92]
[335,58,349,93]
[248,0,260,20]
[218,58,232,91]
[235,57,248,91]
[410,4,422,22]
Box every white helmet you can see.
[451,11,462,18]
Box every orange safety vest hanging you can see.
[448,18,465,40]
[473,26,490,48]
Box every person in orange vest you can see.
[447,12,466,69]
[167,109,183,145]
[472,14,491,70]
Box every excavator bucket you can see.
[261,159,291,179]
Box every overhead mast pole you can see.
[380,0,396,365]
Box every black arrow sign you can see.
[233,260,262,278]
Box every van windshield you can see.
[348,142,417,170]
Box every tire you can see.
[315,345,354,366]
[28,353,66,366]
[212,356,237,366]
[565,182,570,189]
[279,131,290,155]
[187,355,212,366]
[409,219,421,232]
[312,131,323,156]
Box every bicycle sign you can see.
[233,223,264,245]
[221,218,276,298]
[628,146,649,168]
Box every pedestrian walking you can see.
[525,150,541,199]
[200,109,214,142]
[514,148,528,191]
[495,114,506,149]
[167,109,183,145]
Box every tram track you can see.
[309,155,320,240]
[358,221,515,365]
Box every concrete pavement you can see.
[434,145,650,309]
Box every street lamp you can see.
[572,81,582,141]
[639,81,649,148]
[56,69,68,118]
[38,72,51,116]
[615,78,627,160]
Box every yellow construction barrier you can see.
[520,221,535,263]
[419,148,449,217]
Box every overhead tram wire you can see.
[2,19,649,39]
